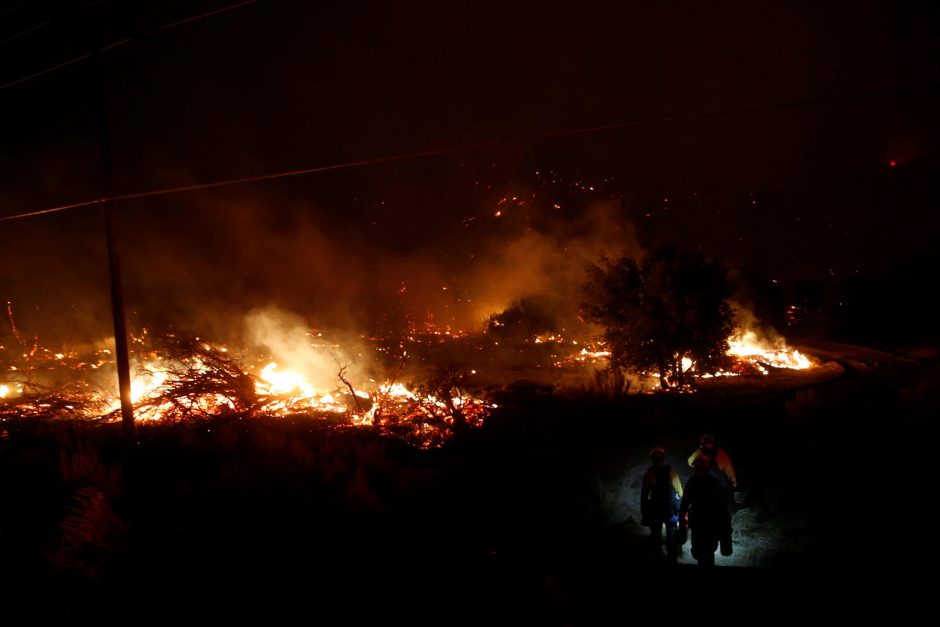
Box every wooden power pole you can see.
[90,29,135,439]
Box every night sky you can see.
[1,0,938,345]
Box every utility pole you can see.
[89,25,135,440]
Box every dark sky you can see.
[1,0,938,344]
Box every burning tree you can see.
[583,246,733,389]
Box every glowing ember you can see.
[554,346,612,367]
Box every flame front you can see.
[1,315,812,445]
[726,330,812,371]
[16,335,496,448]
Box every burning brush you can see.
[1,331,495,449]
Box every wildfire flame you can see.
[726,330,812,372]
[1,331,495,449]
[1,313,812,445]
[543,327,811,378]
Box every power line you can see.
[2,82,936,224]
[0,0,256,92]
[0,50,93,90]
[0,20,49,46]
[159,0,255,30]
[0,147,463,221]
[0,2,27,17]
[0,37,134,90]
[0,1,112,48]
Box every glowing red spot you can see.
[889,160,897,167]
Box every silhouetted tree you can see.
[583,246,733,389]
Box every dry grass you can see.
[58,441,122,499]
[48,487,128,582]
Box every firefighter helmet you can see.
[649,446,666,462]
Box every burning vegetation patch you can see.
[1,299,815,447]
[1,328,494,449]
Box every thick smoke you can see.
[728,300,791,349]
[2,174,642,364]
[242,306,377,390]
[463,198,642,329]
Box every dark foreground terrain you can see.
[1,343,935,621]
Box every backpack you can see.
[646,464,681,523]
[701,447,731,490]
